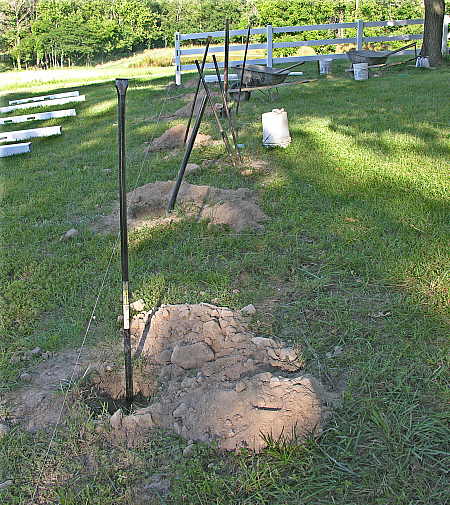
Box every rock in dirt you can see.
[60,228,78,241]
[241,304,256,315]
[146,124,213,152]
[0,424,10,438]
[19,372,32,382]
[103,303,334,452]
[130,299,145,312]
[183,443,195,457]
[94,181,268,234]
[0,480,13,490]
[110,409,124,430]
[29,347,42,356]
[185,163,200,175]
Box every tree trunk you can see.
[421,0,445,65]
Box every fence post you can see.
[442,14,450,56]
[356,19,364,50]
[175,32,181,85]
[266,25,273,68]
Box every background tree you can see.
[0,0,36,68]
[420,0,445,65]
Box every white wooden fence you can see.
[174,15,450,84]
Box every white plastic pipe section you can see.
[0,95,85,114]
[0,142,32,157]
[0,109,76,125]
[9,91,79,105]
[0,126,62,143]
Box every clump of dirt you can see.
[145,124,214,152]
[93,181,268,234]
[106,303,335,452]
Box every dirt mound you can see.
[146,124,213,152]
[2,304,338,452]
[163,90,220,119]
[94,181,268,233]
[104,303,333,452]
[2,349,92,431]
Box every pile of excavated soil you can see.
[162,90,221,119]
[146,124,214,152]
[93,181,268,234]
[103,303,335,451]
[2,304,339,452]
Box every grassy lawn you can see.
[0,58,449,504]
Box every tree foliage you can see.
[0,0,431,69]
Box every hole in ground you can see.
[80,383,151,415]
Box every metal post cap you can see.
[115,79,129,94]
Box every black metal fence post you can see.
[115,78,133,409]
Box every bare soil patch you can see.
[93,181,268,233]
[2,349,92,431]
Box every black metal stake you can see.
[194,59,235,163]
[236,25,251,115]
[184,37,211,144]
[115,78,133,410]
[167,94,208,212]
[224,19,230,97]
[212,54,241,162]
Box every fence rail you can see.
[174,15,450,84]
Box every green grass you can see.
[0,59,449,504]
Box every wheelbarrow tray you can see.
[347,49,390,65]
[234,64,291,87]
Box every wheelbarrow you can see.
[347,41,417,66]
[233,61,305,87]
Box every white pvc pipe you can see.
[0,126,61,143]
[0,109,76,125]
[0,95,85,114]
[9,91,79,105]
[0,142,32,157]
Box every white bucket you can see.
[353,62,369,80]
[262,108,291,148]
[415,56,430,68]
[319,59,332,74]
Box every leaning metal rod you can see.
[224,19,230,97]
[274,61,305,74]
[212,54,241,161]
[194,59,235,164]
[115,78,133,409]
[183,37,211,144]
[167,95,208,212]
[236,25,251,115]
